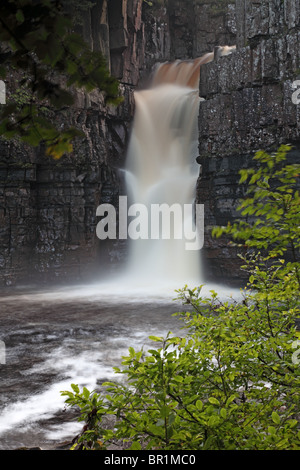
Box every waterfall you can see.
[122,56,213,288]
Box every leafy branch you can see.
[0,0,122,159]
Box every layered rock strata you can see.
[197,0,300,285]
[0,0,238,287]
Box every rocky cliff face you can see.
[0,0,237,287]
[1,0,298,288]
[197,0,300,285]
[168,0,236,59]
[0,0,140,287]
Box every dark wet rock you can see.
[197,0,300,285]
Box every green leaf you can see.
[16,9,25,23]
[149,335,164,342]
[208,415,220,427]
[130,441,142,450]
[268,426,276,435]
[208,397,220,406]
[160,405,170,418]
[71,383,80,394]
[196,400,203,411]
[156,418,165,427]
[226,395,237,406]
[271,412,281,425]
[173,375,183,382]
[127,346,135,356]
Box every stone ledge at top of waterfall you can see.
[95,196,204,251]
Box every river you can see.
[0,280,239,450]
[0,281,192,450]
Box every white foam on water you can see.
[0,275,242,306]
[0,339,130,442]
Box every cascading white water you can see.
[123,58,210,287]
[0,50,241,450]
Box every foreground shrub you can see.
[61,145,300,450]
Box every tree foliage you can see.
[61,145,300,450]
[213,144,300,262]
[0,0,122,159]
